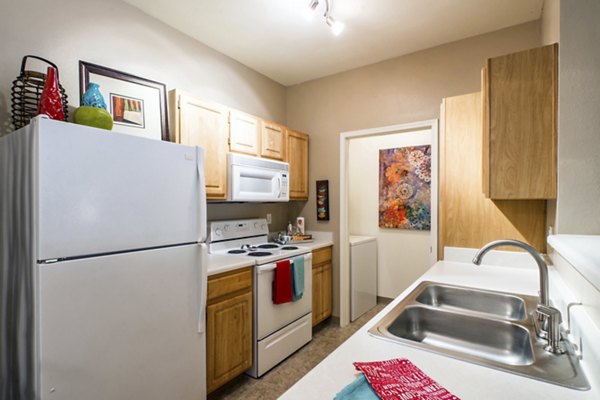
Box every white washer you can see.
[349,235,377,321]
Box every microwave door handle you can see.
[276,176,282,197]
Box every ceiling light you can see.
[304,0,319,21]
[325,15,344,36]
[305,0,344,36]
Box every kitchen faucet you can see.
[472,239,564,354]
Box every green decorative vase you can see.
[74,106,114,130]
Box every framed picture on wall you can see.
[316,180,330,221]
[379,145,431,230]
[79,61,169,140]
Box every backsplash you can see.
[207,201,307,234]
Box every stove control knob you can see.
[261,223,267,230]
[215,228,223,237]
[254,222,259,229]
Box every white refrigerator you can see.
[0,117,208,400]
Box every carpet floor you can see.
[207,303,387,400]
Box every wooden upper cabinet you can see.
[169,90,228,199]
[260,120,285,160]
[439,92,546,259]
[229,110,260,156]
[483,43,558,199]
[286,128,309,200]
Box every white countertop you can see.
[207,254,254,276]
[280,260,599,399]
[548,234,600,291]
[302,230,334,250]
[349,235,376,246]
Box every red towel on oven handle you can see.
[273,260,293,304]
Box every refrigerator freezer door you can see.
[36,119,203,260]
[196,146,207,243]
[38,244,206,400]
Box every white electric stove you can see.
[207,219,313,378]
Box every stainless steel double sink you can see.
[368,281,589,390]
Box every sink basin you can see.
[368,281,590,390]
[388,306,534,366]
[415,283,527,320]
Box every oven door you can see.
[255,253,312,340]
[229,164,289,202]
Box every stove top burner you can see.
[258,244,280,249]
[228,249,247,254]
[281,246,299,250]
[247,251,273,257]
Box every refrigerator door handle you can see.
[196,147,207,243]
[197,243,208,333]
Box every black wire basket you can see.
[11,55,69,130]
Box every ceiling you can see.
[123,0,544,86]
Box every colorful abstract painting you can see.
[379,145,431,230]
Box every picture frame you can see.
[316,180,330,221]
[79,61,169,140]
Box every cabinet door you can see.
[260,120,285,160]
[321,262,333,321]
[286,129,309,200]
[173,92,229,199]
[206,291,253,393]
[484,44,557,199]
[312,264,323,326]
[229,110,259,156]
[439,92,546,259]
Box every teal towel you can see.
[334,374,379,400]
[292,255,304,301]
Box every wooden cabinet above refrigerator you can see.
[482,44,557,199]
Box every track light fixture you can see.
[305,0,345,36]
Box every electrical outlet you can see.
[266,213,272,224]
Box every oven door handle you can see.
[257,262,292,274]
[256,253,312,274]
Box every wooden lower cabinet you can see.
[312,246,333,326]
[206,268,253,394]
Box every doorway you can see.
[339,120,438,326]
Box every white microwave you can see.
[227,153,289,202]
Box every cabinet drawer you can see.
[312,246,332,265]
[208,267,252,303]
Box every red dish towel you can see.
[272,260,293,304]
[354,358,460,400]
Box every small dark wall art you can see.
[316,180,330,221]
[379,145,431,230]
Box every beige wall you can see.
[555,0,600,234]
[349,130,432,298]
[541,0,560,232]
[541,0,560,45]
[0,0,286,131]
[0,0,294,227]
[287,21,541,317]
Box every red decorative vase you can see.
[37,66,65,121]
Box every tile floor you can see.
[207,303,387,400]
